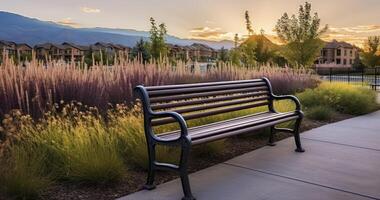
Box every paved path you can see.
[120,111,380,200]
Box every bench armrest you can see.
[150,111,190,142]
[272,95,302,112]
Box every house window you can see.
[350,50,353,56]
[350,59,353,64]
[336,58,341,64]
[337,49,341,56]
[344,50,347,56]
[343,59,347,65]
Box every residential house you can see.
[93,42,114,55]
[50,44,66,60]
[16,43,32,61]
[189,43,217,62]
[0,40,16,57]
[108,43,130,57]
[315,40,359,68]
[62,42,89,62]
[168,44,189,61]
[35,43,53,60]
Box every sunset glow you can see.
[1,0,380,47]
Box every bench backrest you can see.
[135,78,274,126]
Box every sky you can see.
[1,0,380,46]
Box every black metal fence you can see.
[314,67,380,90]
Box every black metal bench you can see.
[134,78,304,200]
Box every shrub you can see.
[108,104,180,169]
[2,104,126,186]
[306,106,334,121]
[297,82,378,115]
[0,145,52,200]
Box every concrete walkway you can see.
[120,111,380,200]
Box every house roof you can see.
[109,43,130,50]
[191,43,215,51]
[34,43,53,50]
[16,43,32,49]
[62,42,89,51]
[325,40,355,49]
[94,42,111,48]
[0,40,16,47]
[51,44,66,50]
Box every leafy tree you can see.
[360,36,380,67]
[131,38,151,62]
[218,47,229,62]
[149,17,167,60]
[275,2,327,68]
[245,11,254,36]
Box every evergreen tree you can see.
[131,38,151,62]
[230,34,241,66]
[245,11,254,36]
[234,34,239,48]
[240,41,256,67]
[218,47,229,62]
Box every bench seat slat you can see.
[151,101,269,126]
[159,112,274,136]
[192,116,298,145]
[171,96,269,114]
[157,111,297,143]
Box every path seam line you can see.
[301,137,380,152]
[222,162,379,200]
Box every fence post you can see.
[362,68,364,86]
[347,68,350,83]
[375,67,378,90]
[329,68,332,82]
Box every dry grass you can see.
[0,56,319,118]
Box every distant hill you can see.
[0,11,234,49]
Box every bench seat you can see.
[159,111,298,145]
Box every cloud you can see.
[81,7,101,13]
[329,25,380,34]
[189,27,234,41]
[57,17,81,28]
[322,25,380,47]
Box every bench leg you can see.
[143,143,156,190]
[293,117,305,153]
[267,126,276,146]
[179,141,196,200]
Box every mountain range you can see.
[0,11,234,49]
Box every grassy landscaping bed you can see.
[0,63,378,200]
